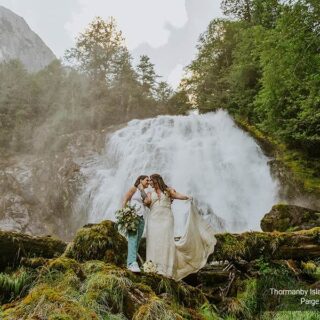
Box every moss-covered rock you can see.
[63,220,127,266]
[212,227,320,262]
[261,204,320,232]
[0,230,66,271]
[235,117,320,206]
[20,256,49,268]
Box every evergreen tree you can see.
[136,55,157,97]
[155,81,173,103]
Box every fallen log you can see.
[0,230,66,271]
[211,227,320,262]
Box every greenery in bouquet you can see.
[115,204,140,234]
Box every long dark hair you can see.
[134,175,148,187]
[150,174,169,195]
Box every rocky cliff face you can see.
[0,127,108,240]
[0,6,56,72]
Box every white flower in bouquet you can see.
[115,204,140,234]
[143,260,158,273]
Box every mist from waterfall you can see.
[76,110,279,235]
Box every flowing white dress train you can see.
[146,191,217,281]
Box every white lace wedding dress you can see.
[146,191,217,281]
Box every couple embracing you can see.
[122,173,217,281]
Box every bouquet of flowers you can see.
[115,204,140,233]
[143,260,158,273]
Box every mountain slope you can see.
[0,5,56,72]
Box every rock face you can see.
[261,204,320,232]
[0,127,108,239]
[0,154,84,239]
[0,5,56,72]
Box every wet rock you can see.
[0,126,116,240]
[261,204,320,232]
[0,154,84,239]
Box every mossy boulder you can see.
[261,204,320,232]
[0,230,66,271]
[63,220,127,266]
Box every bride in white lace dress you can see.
[145,174,217,281]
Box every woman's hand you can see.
[144,192,152,207]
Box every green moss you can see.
[48,313,74,320]
[235,117,320,195]
[134,283,154,295]
[64,220,127,266]
[214,233,247,261]
[132,296,178,320]
[222,297,247,318]
[262,311,320,320]
[140,272,205,308]
[301,261,317,273]
[199,303,222,320]
[82,271,132,313]
[213,227,320,261]
[2,284,97,320]
[47,257,83,277]
[214,231,280,261]
[236,278,258,317]
[20,257,49,268]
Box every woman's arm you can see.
[168,188,190,200]
[122,186,136,208]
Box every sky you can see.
[0,0,222,87]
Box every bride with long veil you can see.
[145,174,217,281]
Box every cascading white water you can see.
[77,110,279,235]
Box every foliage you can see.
[199,303,222,320]
[0,268,36,304]
[1,259,204,320]
[186,0,320,157]
[136,55,158,97]
[65,17,127,84]
[0,16,174,156]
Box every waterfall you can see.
[76,110,279,235]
